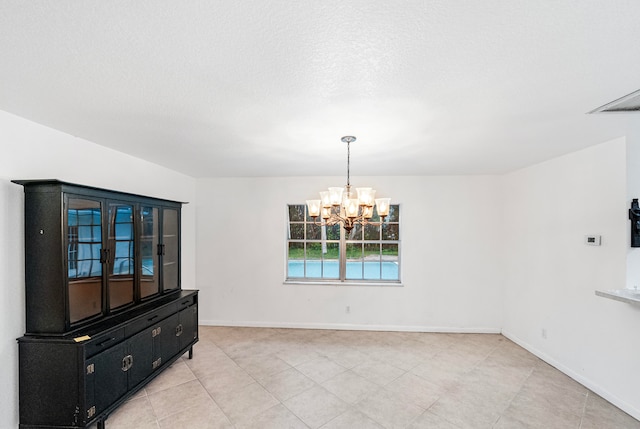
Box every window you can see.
[286,204,400,284]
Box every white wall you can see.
[4,107,640,423]
[196,175,504,332]
[0,110,197,428]
[502,137,640,419]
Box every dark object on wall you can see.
[629,198,640,247]
[13,180,198,429]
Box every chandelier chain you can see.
[347,141,350,187]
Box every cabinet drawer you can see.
[126,304,177,336]
[177,294,195,310]
[85,328,125,358]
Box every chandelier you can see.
[306,136,391,232]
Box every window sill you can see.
[284,280,403,287]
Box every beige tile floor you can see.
[93,326,640,429]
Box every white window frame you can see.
[285,204,401,286]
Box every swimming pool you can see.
[288,260,399,280]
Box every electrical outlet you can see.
[541,328,547,339]
[585,235,601,246]
[346,306,350,314]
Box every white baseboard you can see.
[501,329,640,422]
[199,319,501,334]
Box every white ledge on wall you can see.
[595,289,640,305]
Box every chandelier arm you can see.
[311,214,351,228]
[351,215,388,227]
[310,215,387,231]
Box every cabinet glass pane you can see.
[140,206,159,299]
[108,203,134,310]
[162,209,179,290]
[67,198,103,324]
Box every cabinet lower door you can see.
[179,304,198,350]
[89,343,128,416]
[157,313,180,364]
[128,328,155,388]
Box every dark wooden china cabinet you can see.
[14,180,198,429]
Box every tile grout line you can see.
[577,391,590,429]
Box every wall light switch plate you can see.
[585,235,601,246]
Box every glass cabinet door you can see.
[108,203,135,310]
[67,197,103,324]
[162,208,179,291]
[140,206,159,299]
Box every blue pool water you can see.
[288,260,398,280]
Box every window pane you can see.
[306,224,322,240]
[346,242,362,259]
[306,242,322,278]
[289,205,305,222]
[306,242,323,260]
[348,224,362,240]
[364,224,380,240]
[387,205,400,222]
[363,243,381,280]
[289,223,304,239]
[287,242,305,277]
[288,242,304,259]
[382,244,399,280]
[370,207,381,222]
[382,243,398,258]
[346,262,363,279]
[322,242,340,278]
[345,243,363,280]
[382,224,399,241]
[325,224,341,240]
[364,243,380,258]
[364,262,381,280]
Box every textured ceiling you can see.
[1,1,640,178]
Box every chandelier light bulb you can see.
[306,200,321,217]
[375,198,391,217]
[328,187,343,206]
